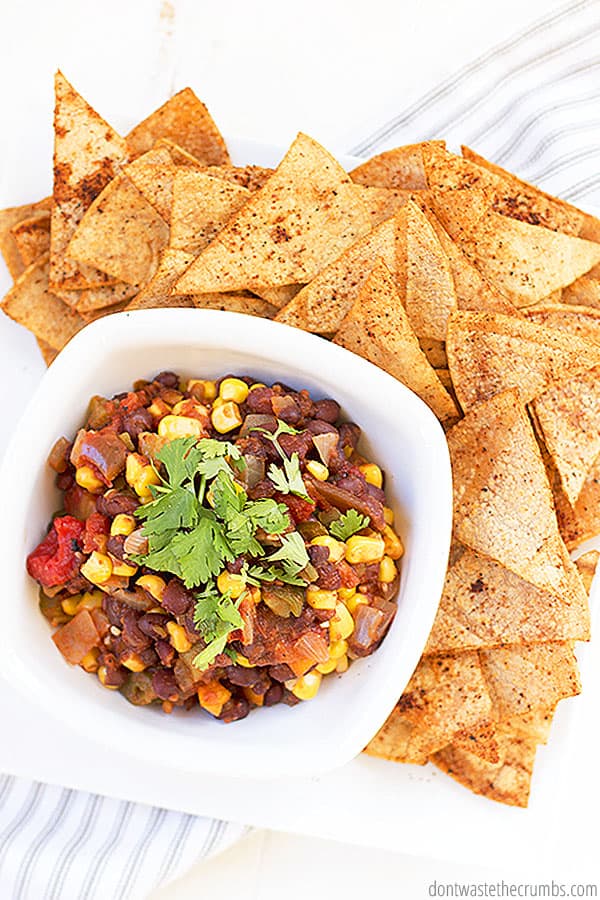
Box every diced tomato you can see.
[338,560,360,589]
[119,392,145,414]
[27,516,85,588]
[277,492,316,523]
[83,512,110,553]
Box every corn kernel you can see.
[126,454,161,499]
[249,382,266,391]
[97,666,119,689]
[80,551,113,585]
[383,525,404,560]
[359,463,383,488]
[61,595,82,616]
[306,586,338,610]
[329,639,348,660]
[75,465,104,493]
[338,587,356,601]
[384,506,395,525]
[216,571,246,599]
[110,514,136,537]
[125,452,145,486]
[187,379,217,401]
[110,558,138,578]
[76,590,104,612]
[291,671,322,701]
[330,602,354,641]
[158,414,204,441]
[147,398,171,419]
[310,535,345,562]
[345,534,385,564]
[219,377,249,404]
[80,648,99,673]
[235,653,253,668]
[316,657,338,675]
[136,574,166,602]
[211,401,243,433]
[379,555,397,583]
[243,686,264,707]
[306,460,329,481]
[167,621,192,653]
[335,654,349,674]
[346,592,369,615]
[197,681,232,717]
[171,399,209,421]
[212,396,225,410]
[122,653,147,672]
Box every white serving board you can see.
[0,138,597,871]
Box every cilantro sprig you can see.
[251,419,311,501]
[192,583,244,670]
[329,509,370,541]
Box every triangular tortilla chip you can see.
[333,260,459,424]
[575,549,600,594]
[562,275,600,309]
[192,164,273,191]
[1,255,84,350]
[352,184,412,227]
[424,542,590,654]
[11,212,51,267]
[432,727,538,808]
[431,189,600,307]
[174,133,371,294]
[447,389,589,602]
[55,282,138,314]
[0,198,52,280]
[531,366,600,505]
[123,145,180,220]
[169,170,250,255]
[36,338,59,367]
[50,71,129,291]
[192,292,276,317]
[126,249,195,310]
[553,451,600,549]
[365,651,493,765]
[451,722,500,764]
[67,175,169,286]
[252,284,301,308]
[78,300,130,324]
[351,141,445,190]
[447,310,600,411]
[126,88,229,165]
[524,304,600,343]
[419,338,447,369]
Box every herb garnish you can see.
[251,419,311,501]
[329,509,370,540]
[192,583,244,670]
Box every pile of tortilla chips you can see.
[2,75,600,808]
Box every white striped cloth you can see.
[351,0,600,207]
[3,2,600,897]
[0,775,246,899]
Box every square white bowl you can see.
[0,308,452,778]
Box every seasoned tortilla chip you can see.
[452,722,500,764]
[123,145,179,220]
[365,652,493,765]
[78,300,130,323]
[432,728,538,808]
[531,366,600,505]
[169,170,250,255]
[0,198,52,279]
[11,212,51,267]
[37,338,59,366]
[126,88,229,165]
[448,390,589,603]
[175,133,371,294]
[194,164,273,192]
[424,542,590,654]
[50,71,128,291]
[53,282,138,314]
[447,310,600,411]
[524,304,600,344]
[252,284,301,308]
[1,255,84,350]
[351,141,445,190]
[127,249,195,310]
[67,175,169,286]
[333,260,459,424]
[419,338,447,369]
[192,292,276,318]
[352,184,412,227]
[431,189,600,307]
[574,549,600,594]
[562,275,600,309]
[554,452,600,549]
[479,643,581,718]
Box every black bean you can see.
[314,399,340,423]
[268,663,295,682]
[123,407,153,442]
[152,668,179,701]
[264,683,283,706]
[138,612,169,640]
[154,371,179,388]
[96,491,139,517]
[162,579,194,616]
[106,535,126,561]
[155,639,176,667]
[219,696,250,722]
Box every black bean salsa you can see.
[27,372,403,722]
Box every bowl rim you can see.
[0,308,453,778]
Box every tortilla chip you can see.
[194,164,273,191]
[52,282,139,314]
[447,310,600,411]
[435,367,453,391]
[452,722,501,764]
[554,451,600,549]
[432,728,537,807]
[352,184,412,226]
[531,367,600,505]
[431,189,600,307]
[123,145,179,220]
[127,248,195,310]
[50,71,129,291]
[448,390,589,604]
[11,212,51,267]
[252,284,301,308]
[333,260,459,424]
[365,651,493,765]
[525,303,600,343]
[424,542,590,654]
[37,338,59,366]
[169,170,250,255]
[1,255,84,350]
[191,292,277,318]
[126,88,229,165]
[479,643,581,718]
[77,300,130,324]
[67,175,169,286]
[0,198,52,279]
[419,338,447,369]
[351,141,445,190]
[562,275,600,309]
[502,708,555,745]
[174,133,371,294]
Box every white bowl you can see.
[0,309,452,778]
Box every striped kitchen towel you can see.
[0,775,246,899]
[351,0,600,208]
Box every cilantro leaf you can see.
[192,584,245,671]
[170,516,235,587]
[267,532,310,581]
[134,486,199,534]
[267,453,309,500]
[157,437,205,488]
[329,509,370,540]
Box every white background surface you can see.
[1,0,599,896]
